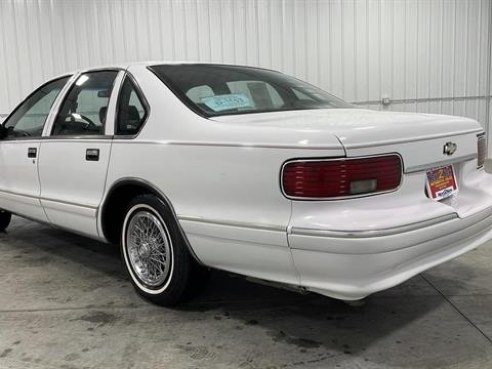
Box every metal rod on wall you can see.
[486,0,492,150]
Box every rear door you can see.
[38,70,123,238]
[0,76,70,221]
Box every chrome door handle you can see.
[86,148,100,161]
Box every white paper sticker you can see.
[202,94,253,112]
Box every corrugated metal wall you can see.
[1,0,491,141]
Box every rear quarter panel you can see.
[103,66,344,285]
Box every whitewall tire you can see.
[120,194,206,306]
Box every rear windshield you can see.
[148,64,352,117]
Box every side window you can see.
[52,71,118,136]
[3,77,69,138]
[116,77,148,136]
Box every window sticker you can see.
[201,94,253,112]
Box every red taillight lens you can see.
[282,155,402,199]
[477,133,487,168]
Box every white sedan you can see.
[0,62,490,306]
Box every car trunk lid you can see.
[214,109,486,219]
[212,108,483,171]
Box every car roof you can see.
[66,61,274,76]
[45,61,278,89]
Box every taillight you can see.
[477,133,487,168]
[282,155,402,199]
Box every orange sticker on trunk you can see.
[426,165,458,201]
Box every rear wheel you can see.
[120,194,206,306]
[0,210,11,232]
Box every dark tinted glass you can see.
[52,71,118,136]
[116,77,148,135]
[149,64,352,117]
[3,77,69,138]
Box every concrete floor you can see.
[0,217,491,369]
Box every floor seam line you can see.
[421,274,492,345]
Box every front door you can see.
[0,77,70,221]
[38,71,120,239]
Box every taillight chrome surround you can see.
[477,133,487,169]
[280,154,403,200]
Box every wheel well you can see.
[101,179,204,266]
[101,181,160,244]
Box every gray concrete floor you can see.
[0,217,491,369]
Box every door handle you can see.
[86,148,100,161]
[27,147,37,158]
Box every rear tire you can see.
[120,194,207,306]
[0,210,11,232]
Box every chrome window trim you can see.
[42,73,80,137]
[104,71,126,136]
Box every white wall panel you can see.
[0,0,491,145]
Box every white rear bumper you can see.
[288,162,492,300]
[290,207,492,300]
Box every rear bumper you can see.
[289,207,492,300]
[288,165,492,300]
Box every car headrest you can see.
[128,105,140,121]
[99,106,108,125]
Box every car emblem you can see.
[443,142,457,156]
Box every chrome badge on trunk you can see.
[443,141,457,156]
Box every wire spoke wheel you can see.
[126,211,172,287]
[121,195,207,306]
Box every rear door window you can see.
[51,71,118,136]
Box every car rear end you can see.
[284,119,492,300]
[146,63,492,300]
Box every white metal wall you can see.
[1,0,491,139]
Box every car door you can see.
[0,76,70,221]
[38,70,122,239]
